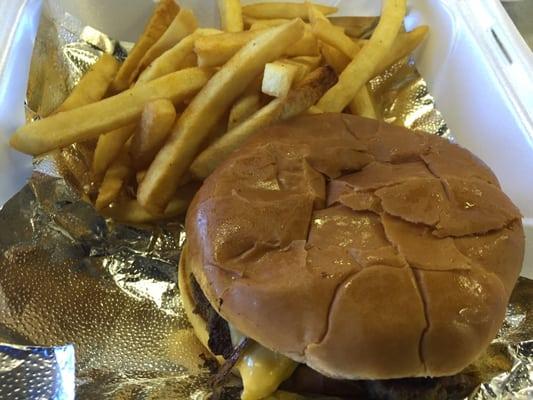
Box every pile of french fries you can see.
[10,0,428,224]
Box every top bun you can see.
[185,114,524,380]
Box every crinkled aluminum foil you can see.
[1,2,531,399]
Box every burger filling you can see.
[189,274,481,400]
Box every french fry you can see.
[93,124,136,175]
[179,52,198,69]
[307,2,329,24]
[136,170,147,185]
[138,29,221,83]
[135,8,198,77]
[190,66,337,178]
[130,99,177,170]
[284,26,319,56]
[11,67,214,155]
[53,54,119,114]
[228,93,261,130]
[138,19,306,213]
[95,152,131,210]
[218,0,244,32]
[279,65,337,119]
[350,86,377,119]
[329,16,379,38]
[276,59,310,83]
[317,0,407,112]
[191,99,284,179]
[242,3,336,20]
[312,18,362,58]
[195,25,317,67]
[109,0,179,93]
[101,183,200,224]
[374,25,429,76]
[262,61,299,97]
[290,55,323,70]
[249,19,290,31]
[319,42,350,74]
[306,105,324,114]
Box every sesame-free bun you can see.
[184,114,524,379]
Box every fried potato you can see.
[329,16,379,38]
[306,105,324,114]
[130,99,177,170]
[195,29,263,67]
[319,42,350,75]
[249,18,290,30]
[262,61,299,98]
[374,25,429,76]
[95,152,131,210]
[138,29,221,83]
[53,54,119,114]
[218,0,244,32]
[190,65,337,179]
[93,124,136,175]
[228,93,261,130]
[350,86,377,119]
[137,19,306,213]
[242,2,336,20]
[109,0,179,93]
[312,18,362,58]
[11,67,213,155]
[317,0,407,112]
[276,59,310,83]
[135,8,198,76]
[191,99,283,179]
[102,183,200,223]
[279,65,337,119]
[284,26,319,56]
[195,25,317,67]
[307,2,329,24]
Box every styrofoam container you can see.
[1,0,532,277]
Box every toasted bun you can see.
[185,114,524,379]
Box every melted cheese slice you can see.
[237,343,297,400]
[230,325,297,400]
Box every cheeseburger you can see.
[179,114,524,399]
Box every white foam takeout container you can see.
[0,0,532,277]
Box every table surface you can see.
[502,0,533,50]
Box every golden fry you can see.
[93,124,135,176]
[317,0,407,112]
[249,18,290,30]
[138,19,306,213]
[109,0,179,93]
[53,54,119,114]
[191,99,284,179]
[135,8,198,76]
[374,25,429,76]
[228,93,261,130]
[242,2,336,20]
[191,66,337,179]
[312,18,362,58]
[195,25,317,67]
[101,183,200,223]
[11,68,213,155]
[319,42,350,75]
[95,152,131,210]
[328,16,379,38]
[218,0,244,32]
[350,86,377,119]
[280,65,337,119]
[130,99,177,170]
[138,29,220,83]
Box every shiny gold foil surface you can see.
[0,3,531,400]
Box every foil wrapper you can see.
[0,2,531,399]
